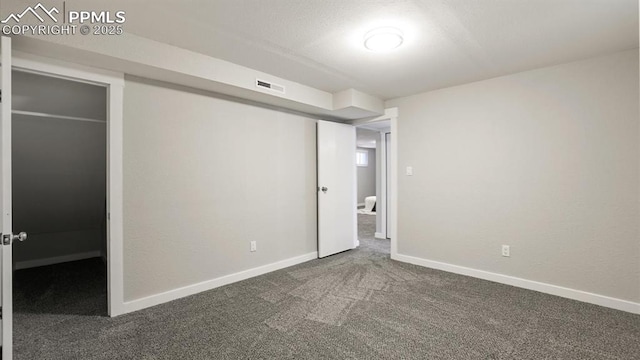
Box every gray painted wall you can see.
[123,77,318,302]
[386,50,640,302]
[12,116,107,263]
[357,147,376,205]
[12,70,106,120]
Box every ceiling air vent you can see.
[256,79,285,94]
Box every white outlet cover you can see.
[406,166,413,176]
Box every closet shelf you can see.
[12,110,105,124]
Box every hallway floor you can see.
[357,212,389,254]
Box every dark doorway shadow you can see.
[13,258,107,317]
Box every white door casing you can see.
[385,132,391,238]
[0,35,14,359]
[347,107,398,257]
[317,120,357,258]
[9,51,125,318]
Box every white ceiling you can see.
[356,128,379,148]
[98,0,637,100]
[358,120,392,133]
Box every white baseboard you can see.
[393,253,640,315]
[122,252,318,315]
[15,251,102,270]
[374,232,386,239]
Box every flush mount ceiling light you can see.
[364,27,404,52]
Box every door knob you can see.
[14,232,27,242]
[2,232,27,245]
[321,187,328,193]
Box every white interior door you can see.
[0,35,13,359]
[317,120,356,258]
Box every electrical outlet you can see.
[250,241,257,252]
[406,166,413,176]
[501,245,510,257]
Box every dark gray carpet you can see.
[13,215,640,359]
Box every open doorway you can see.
[355,121,391,255]
[11,69,109,321]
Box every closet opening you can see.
[11,69,108,317]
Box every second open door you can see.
[317,120,356,258]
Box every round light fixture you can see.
[364,27,404,52]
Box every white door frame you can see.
[376,131,388,241]
[384,132,391,240]
[12,52,125,317]
[351,107,398,258]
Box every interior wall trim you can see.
[121,252,318,315]
[393,253,640,315]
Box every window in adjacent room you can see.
[356,149,368,167]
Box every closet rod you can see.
[12,110,106,124]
